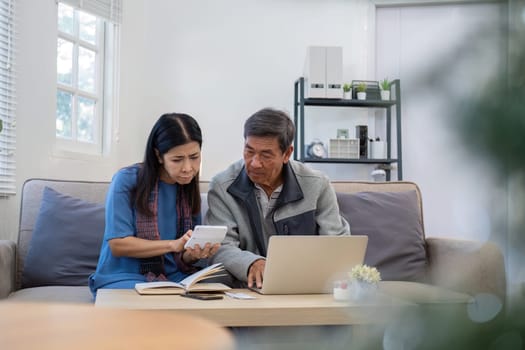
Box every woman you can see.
[89,113,218,296]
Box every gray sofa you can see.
[0,178,506,304]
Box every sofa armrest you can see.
[426,237,506,301]
[0,240,16,299]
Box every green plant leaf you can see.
[380,78,390,90]
[357,82,367,92]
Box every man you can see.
[207,108,350,288]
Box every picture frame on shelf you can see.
[337,128,349,139]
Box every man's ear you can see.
[283,145,294,164]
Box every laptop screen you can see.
[252,235,368,295]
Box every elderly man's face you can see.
[243,136,292,193]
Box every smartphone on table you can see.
[180,292,224,300]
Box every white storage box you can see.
[304,46,343,98]
[329,138,359,159]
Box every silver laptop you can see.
[250,235,368,295]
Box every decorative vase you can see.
[343,90,352,100]
[380,90,390,101]
[357,92,366,100]
[349,280,378,301]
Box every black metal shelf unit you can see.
[293,77,403,180]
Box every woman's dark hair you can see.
[243,108,295,153]
[133,113,202,216]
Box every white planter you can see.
[371,141,385,159]
[380,90,390,101]
[371,168,386,182]
[357,92,366,100]
[350,280,378,301]
[343,90,352,100]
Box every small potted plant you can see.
[348,264,381,300]
[333,263,381,301]
[342,83,352,100]
[356,82,367,100]
[380,78,391,101]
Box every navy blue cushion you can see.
[337,190,428,282]
[22,187,105,287]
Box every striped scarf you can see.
[136,181,193,280]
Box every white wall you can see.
[0,0,509,244]
[375,2,506,241]
[119,0,373,179]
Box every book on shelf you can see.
[135,263,230,295]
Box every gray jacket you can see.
[206,159,350,282]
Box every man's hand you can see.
[247,259,266,288]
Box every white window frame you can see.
[55,0,120,157]
[0,0,16,196]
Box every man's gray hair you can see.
[243,108,295,153]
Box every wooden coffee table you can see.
[0,301,234,350]
[95,288,413,327]
[93,284,472,348]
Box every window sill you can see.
[51,147,106,162]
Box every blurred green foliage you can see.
[455,39,525,176]
[407,26,525,350]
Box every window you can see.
[0,0,16,196]
[56,0,121,155]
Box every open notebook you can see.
[135,263,230,295]
[250,235,368,295]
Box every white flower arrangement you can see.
[349,264,381,284]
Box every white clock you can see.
[307,140,327,159]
